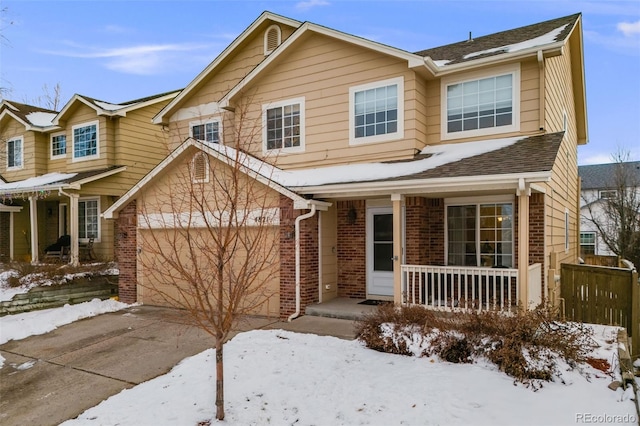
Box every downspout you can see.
[537,50,546,132]
[288,203,317,322]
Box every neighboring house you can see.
[0,91,180,264]
[578,161,640,258]
[104,11,587,318]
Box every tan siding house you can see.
[105,11,587,319]
[0,91,179,263]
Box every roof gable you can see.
[103,138,312,219]
[153,11,302,125]
[220,21,425,107]
[55,90,180,124]
[0,100,58,130]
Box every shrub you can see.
[356,304,598,386]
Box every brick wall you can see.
[405,197,428,265]
[337,200,366,298]
[529,192,546,297]
[279,195,319,319]
[0,212,9,262]
[115,201,137,304]
[425,198,445,265]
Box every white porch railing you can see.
[401,265,519,312]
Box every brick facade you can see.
[279,195,319,319]
[115,201,138,304]
[337,200,366,298]
[529,192,546,298]
[0,212,9,262]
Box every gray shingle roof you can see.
[415,14,580,65]
[382,132,564,182]
[578,161,640,190]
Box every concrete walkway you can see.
[0,305,358,426]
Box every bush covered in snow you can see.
[356,304,599,388]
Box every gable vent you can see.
[264,25,282,55]
[191,152,209,183]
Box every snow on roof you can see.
[204,136,524,188]
[0,173,77,191]
[93,101,134,111]
[25,111,57,127]
[463,24,569,60]
[433,60,451,67]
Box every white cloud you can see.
[38,42,213,75]
[617,20,640,36]
[296,0,330,11]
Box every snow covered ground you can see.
[1,271,637,425]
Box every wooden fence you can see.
[561,263,639,356]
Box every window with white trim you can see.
[263,97,304,153]
[191,120,220,144]
[349,77,404,145]
[599,190,617,199]
[447,201,513,267]
[51,133,67,159]
[191,152,209,183]
[79,198,100,241]
[580,232,596,256]
[73,122,99,160]
[6,137,23,169]
[442,65,519,139]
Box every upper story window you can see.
[6,137,23,170]
[599,190,617,199]
[264,25,282,55]
[72,121,99,161]
[51,133,67,159]
[191,120,220,144]
[263,97,305,153]
[442,65,520,140]
[349,77,404,145]
[191,152,209,183]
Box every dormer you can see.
[264,24,282,55]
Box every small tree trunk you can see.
[215,337,225,420]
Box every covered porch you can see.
[0,167,125,264]
[298,174,549,315]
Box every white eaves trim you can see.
[291,172,552,198]
[423,41,565,78]
[54,91,180,125]
[219,21,425,108]
[102,138,327,219]
[0,108,61,132]
[153,12,303,125]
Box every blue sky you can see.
[1,0,639,165]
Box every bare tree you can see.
[24,83,65,110]
[581,150,640,268]
[135,102,280,420]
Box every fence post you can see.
[632,270,639,358]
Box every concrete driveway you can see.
[0,305,357,426]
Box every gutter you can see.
[288,202,318,322]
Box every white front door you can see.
[367,207,394,297]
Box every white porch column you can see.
[68,193,80,266]
[29,196,39,264]
[517,179,531,309]
[392,193,404,304]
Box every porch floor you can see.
[305,297,380,321]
